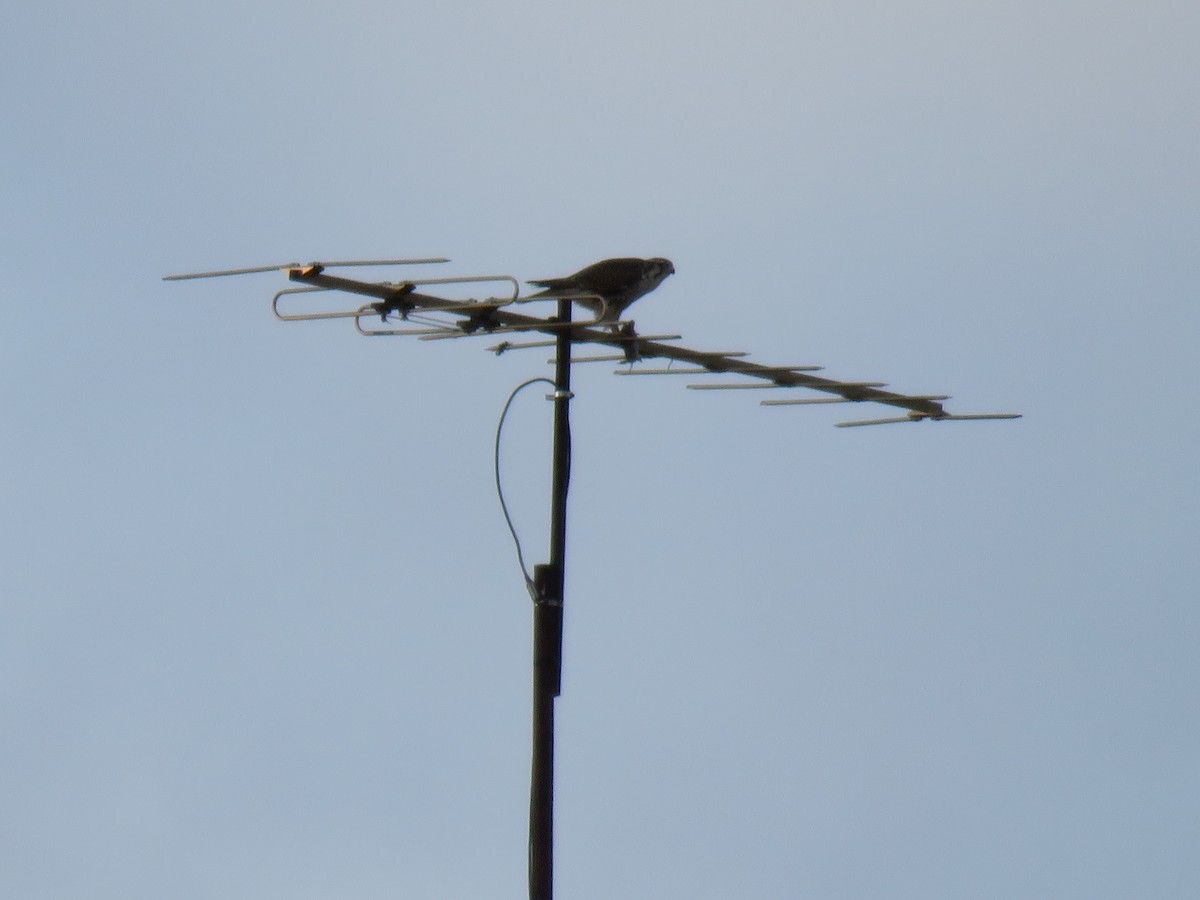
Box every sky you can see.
[3,1,1197,898]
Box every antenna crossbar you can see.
[247,267,1018,424]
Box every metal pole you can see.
[529,298,571,900]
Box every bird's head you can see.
[647,258,675,282]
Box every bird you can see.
[524,257,674,323]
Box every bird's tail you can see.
[522,282,606,304]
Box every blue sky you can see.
[3,2,1197,898]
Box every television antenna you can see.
[166,256,1020,898]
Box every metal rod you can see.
[686,383,793,390]
[613,367,714,375]
[162,257,449,280]
[529,297,571,900]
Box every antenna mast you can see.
[528,297,571,899]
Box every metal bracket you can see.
[531,563,562,607]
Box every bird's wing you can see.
[529,258,647,291]
[571,258,649,293]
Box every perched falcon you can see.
[525,257,675,323]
